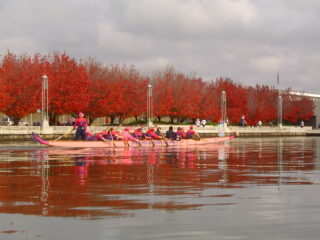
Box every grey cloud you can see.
[1,0,320,93]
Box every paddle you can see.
[192,134,201,141]
[108,128,117,148]
[54,128,74,141]
[158,127,169,146]
[97,133,117,148]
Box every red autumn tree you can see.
[152,70,174,122]
[213,78,247,124]
[86,64,147,125]
[41,53,90,125]
[84,58,109,124]
[197,81,220,122]
[0,52,42,124]
[158,68,204,123]
[282,90,314,123]
[246,85,278,125]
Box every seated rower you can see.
[165,126,176,139]
[133,128,144,140]
[106,128,122,140]
[186,125,198,139]
[155,127,161,136]
[176,127,186,139]
[146,127,163,139]
[85,129,98,141]
[96,128,122,141]
[121,127,140,143]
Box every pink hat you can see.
[79,112,84,117]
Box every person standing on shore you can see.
[201,119,206,127]
[241,115,246,127]
[196,119,201,127]
[73,112,88,141]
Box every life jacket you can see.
[176,130,186,138]
[186,129,195,136]
[146,130,160,139]
[74,117,87,129]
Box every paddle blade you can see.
[192,135,201,141]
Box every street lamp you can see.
[147,83,153,127]
[278,93,282,127]
[41,75,49,128]
[221,91,227,126]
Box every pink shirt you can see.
[121,130,139,142]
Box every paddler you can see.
[176,127,186,139]
[73,112,88,141]
[146,127,163,139]
[85,129,98,141]
[96,127,122,141]
[121,127,140,143]
[133,127,144,140]
[186,125,199,139]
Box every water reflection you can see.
[0,137,318,221]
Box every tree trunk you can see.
[169,116,174,124]
[110,115,115,125]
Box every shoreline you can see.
[0,125,317,141]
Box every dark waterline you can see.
[1,137,320,240]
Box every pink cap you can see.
[79,112,84,117]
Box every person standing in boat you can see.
[73,112,88,141]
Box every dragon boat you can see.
[32,132,235,148]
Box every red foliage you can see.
[246,85,278,125]
[41,53,89,124]
[0,52,315,126]
[0,52,42,124]
[282,91,314,123]
[213,78,247,124]
[86,63,148,125]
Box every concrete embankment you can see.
[0,125,315,141]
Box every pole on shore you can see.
[277,72,282,127]
[221,91,227,128]
[147,83,153,127]
[41,75,49,130]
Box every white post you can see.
[41,75,49,129]
[147,84,153,127]
[278,94,282,127]
[221,91,227,127]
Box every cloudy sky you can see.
[1,0,320,93]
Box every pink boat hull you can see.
[32,132,234,148]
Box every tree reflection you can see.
[0,139,316,219]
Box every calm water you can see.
[1,137,320,240]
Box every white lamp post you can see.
[147,84,153,127]
[221,91,227,127]
[41,75,49,128]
